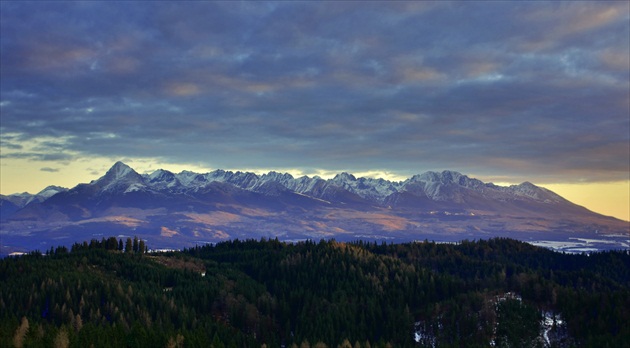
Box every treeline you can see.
[1,237,628,347]
[42,236,148,256]
[69,236,147,254]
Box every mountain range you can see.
[1,161,628,254]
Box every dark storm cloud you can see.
[1,1,628,183]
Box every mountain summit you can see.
[1,162,627,254]
[95,161,146,193]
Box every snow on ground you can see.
[542,311,566,347]
[529,236,628,253]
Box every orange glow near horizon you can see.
[541,181,630,222]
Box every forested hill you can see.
[1,238,629,347]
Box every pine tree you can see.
[53,327,69,348]
[166,333,185,348]
[126,238,133,253]
[12,316,29,348]
[338,339,352,348]
[74,314,83,332]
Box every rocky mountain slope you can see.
[1,162,628,254]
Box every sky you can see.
[1,1,629,221]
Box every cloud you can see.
[0,152,75,162]
[0,1,628,185]
[40,167,60,173]
[0,140,22,150]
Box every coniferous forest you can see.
[1,237,629,347]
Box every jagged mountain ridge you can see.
[0,161,570,211]
[1,185,67,208]
[1,162,627,253]
[73,161,566,206]
[0,186,67,219]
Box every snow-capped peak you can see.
[108,161,135,180]
[333,172,357,181]
[507,182,564,203]
[3,186,68,208]
[146,169,180,190]
[37,185,67,198]
[174,171,200,187]
[148,169,174,181]
[408,170,465,184]
[96,161,146,192]
[261,171,295,182]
